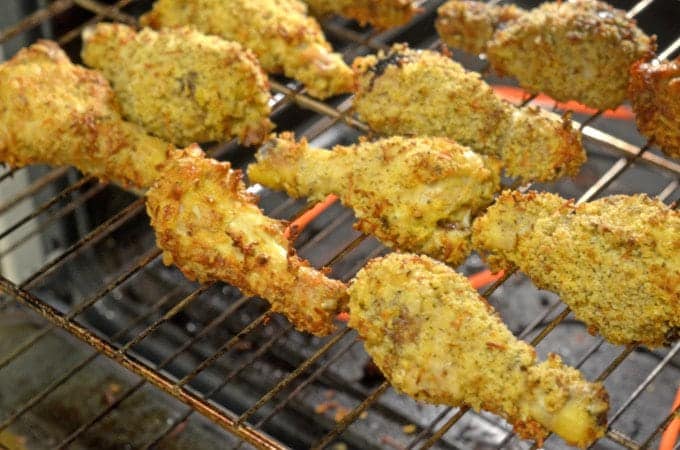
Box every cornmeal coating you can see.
[303,0,418,30]
[472,191,680,348]
[487,0,655,110]
[353,45,585,182]
[248,133,501,266]
[146,147,347,336]
[436,0,524,54]
[81,23,272,147]
[0,40,174,189]
[141,0,353,99]
[349,253,609,448]
[629,57,680,159]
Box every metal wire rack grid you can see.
[0,1,677,449]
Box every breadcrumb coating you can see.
[0,40,174,189]
[487,0,655,110]
[629,57,680,159]
[140,0,353,99]
[248,133,502,266]
[303,0,418,30]
[503,107,585,181]
[349,253,609,448]
[352,45,585,182]
[81,23,273,147]
[472,191,680,347]
[145,147,347,336]
[436,0,524,54]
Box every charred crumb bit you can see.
[402,424,417,434]
[367,52,410,90]
[437,218,464,230]
[361,359,385,386]
[178,71,198,98]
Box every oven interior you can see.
[0,1,679,449]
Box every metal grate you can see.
[0,1,679,449]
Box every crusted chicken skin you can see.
[81,23,273,147]
[486,0,655,110]
[472,191,680,348]
[629,57,680,159]
[349,253,609,448]
[140,0,353,99]
[0,40,173,189]
[353,45,585,182]
[303,0,418,30]
[436,0,524,55]
[146,147,347,336]
[248,133,502,266]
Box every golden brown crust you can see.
[145,148,347,336]
[629,57,680,159]
[349,253,608,447]
[487,0,656,110]
[472,190,680,347]
[248,133,502,266]
[352,44,585,183]
[436,0,525,54]
[0,40,174,189]
[81,23,273,147]
[304,0,419,30]
[503,107,586,182]
[352,44,512,155]
[140,0,353,99]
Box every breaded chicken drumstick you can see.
[248,133,501,266]
[629,57,680,159]
[353,44,585,183]
[472,191,680,348]
[141,0,353,99]
[0,40,173,189]
[349,253,609,448]
[437,0,655,110]
[146,147,347,336]
[303,0,419,30]
[82,23,273,147]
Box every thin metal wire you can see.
[175,311,271,388]
[236,327,352,425]
[607,342,680,427]
[72,0,136,24]
[140,324,295,450]
[0,183,108,260]
[0,275,285,450]
[57,0,136,45]
[310,381,390,450]
[19,197,145,289]
[117,283,214,354]
[0,0,73,43]
[0,175,96,240]
[0,247,160,371]
[404,407,454,450]
[0,283,186,432]
[579,144,650,204]
[606,429,640,449]
[60,290,277,448]
[251,338,359,430]
[0,167,18,184]
[0,167,69,216]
